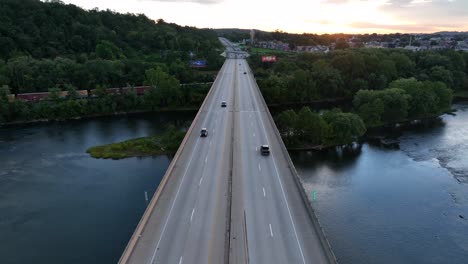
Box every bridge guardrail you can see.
[118,63,225,264]
[248,66,338,264]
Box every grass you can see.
[87,128,185,160]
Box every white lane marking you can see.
[255,146,258,151]
[149,136,201,264]
[253,133,255,137]
[209,140,212,147]
[258,164,261,171]
[263,187,266,197]
[251,75,307,264]
[269,224,274,237]
[199,176,204,186]
[179,256,183,264]
[148,63,229,262]
[205,157,208,163]
[190,208,195,222]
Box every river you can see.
[1,105,467,264]
[292,103,468,264]
[0,112,194,264]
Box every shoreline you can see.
[0,108,199,127]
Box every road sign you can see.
[190,60,207,68]
[261,56,277,62]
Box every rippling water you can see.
[292,103,468,264]
[0,112,194,264]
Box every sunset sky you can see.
[61,0,468,34]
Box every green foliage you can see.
[250,48,467,107]
[0,0,223,93]
[86,125,185,159]
[322,109,366,146]
[354,78,453,126]
[96,40,123,60]
[353,90,385,127]
[276,107,365,148]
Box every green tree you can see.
[96,40,123,60]
[353,90,384,127]
[65,84,79,100]
[0,85,11,122]
[48,87,61,102]
[322,110,366,146]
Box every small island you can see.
[87,126,185,159]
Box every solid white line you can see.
[263,187,266,197]
[190,208,195,222]
[250,73,307,264]
[269,224,274,237]
[199,176,204,186]
[179,256,183,264]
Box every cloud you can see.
[350,21,466,33]
[141,0,223,4]
[321,0,350,3]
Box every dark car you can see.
[260,145,270,155]
[200,128,208,137]
[243,72,247,74]
[221,101,227,107]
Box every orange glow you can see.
[62,0,468,34]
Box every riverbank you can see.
[87,126,185,159]
[454,90,468,101]
[283,110,452,152]
[0,108,198,127]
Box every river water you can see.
[0,112,194,264]
[1,105,467,264]
[292,103,468,264]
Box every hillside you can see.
[0,0,223,93]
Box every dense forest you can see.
[0,0,223,94]
[250,48,467,104]
[0,67,209,123]
[250,48,465,147]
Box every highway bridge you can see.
[119,39,337,264]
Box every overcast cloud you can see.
[61,0,468,33]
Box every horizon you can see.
[60,0,468,34]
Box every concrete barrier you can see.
[118,62,227,264]
[247,65,338,264]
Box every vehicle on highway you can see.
[243,72,247,74]
[221,101,227,107]
[200,128,208,137]
[260,145,270,155]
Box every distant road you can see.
[119,39,335,264]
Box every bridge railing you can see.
[247,65,339,264]
[118,63,224,264]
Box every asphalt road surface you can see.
[120,40,333,264]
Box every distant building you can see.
[296,45,329,53]
[404,46,421,52]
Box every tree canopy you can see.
[0,0,223,93]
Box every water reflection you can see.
[0,112,194,264]
[291,104,468,264]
